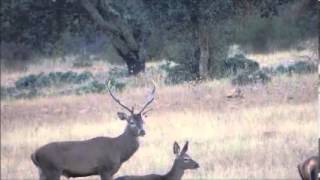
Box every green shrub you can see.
[1,87,17,99]
[72,61,93,68]
[232,70,271,86]
[273,61,317,75]
[223,54,259,76]
[274,65,288,75]
[1,86,39,99]
[76,81,105,94]
[15,71,93,89]
[164,64,198,85]
[15,74,38,89]
[107,78,126,91]
[74,71,93,83]
[108,67,128,79]
[288,61,317,74]
[76,79,125,95]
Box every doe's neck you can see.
[164,160,184,180]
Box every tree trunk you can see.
[115,48,145,75]
[190,2,210,80]
[80,0,145,75]
[198,29,209,79]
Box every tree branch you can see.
[80,0,139,52]
[80,0,119,35]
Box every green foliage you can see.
[273,61,317,75]
[106,79,126,92]
[15,71,93,89]
[232,10,317,52]
[3,70,127,99]
[275,65,287,74]
[164,64,198,85]
[108,67,128,79]
[72,61,93,68]
[231,70,271,86]
[287,61,317,74]
[1,86,38,100]
[76,81,107,95]
[223,54,259,76]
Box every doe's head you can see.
[173,141,200,170]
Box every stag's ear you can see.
[117,112,128,120]
[173,142,180,155]
[181,141,189,155]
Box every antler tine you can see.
[142,108,153,116]
[139,83,156,114]
[106,81,133,113]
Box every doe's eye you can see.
[183,158,190,162]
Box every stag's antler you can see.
[107,81,133,113]
[138,83,156,114]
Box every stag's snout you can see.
[139,129,146,136]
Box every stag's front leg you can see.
[100,172,113,180]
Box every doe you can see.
[115,141,200,180]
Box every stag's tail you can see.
[31,152,40,167]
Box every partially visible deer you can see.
[298,156,319,180]
[115,141,200,180]
[31,82,156,180]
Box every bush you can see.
[1,87,17,99]
[164,64,198,85]
[72,60,93,68]
[223,54,259,76]
[274,65,288,75]
[15,71,93,89]
[107,78,126,91]
[273,61,317,75]
[108,67,128,79]
[288,61,317,74]
[1,86,39,99]
[76,81,105,94]
[232,70,271,86]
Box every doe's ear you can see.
[173,141,180,155]
[117,112,128,120]
[181,141,189,155]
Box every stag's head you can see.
[107,81,155,137]
[173,141,200,170]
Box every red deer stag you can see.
[31,82,155,180]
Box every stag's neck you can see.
[115,128,139,163]
[164,161,184,180]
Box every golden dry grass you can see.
[1,72,318,179]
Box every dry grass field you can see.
[1,48,318,179]
[1,73,318,179]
